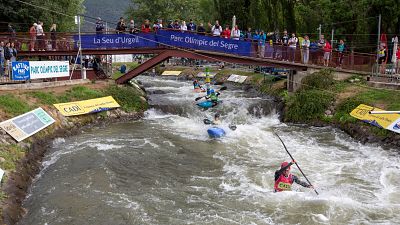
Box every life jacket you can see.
[274,173,294,192]
[209,93,218,101]
[193,83,200,89]
[205,75,211,83]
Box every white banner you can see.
[29,61,69,79]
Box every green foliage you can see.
[333,97,362,123]
[286,89,334,122]
[0,0,85,32]
[29,91,59,105]
[103,85,148,112]
[0,95,32,116]
[301,69,334,91]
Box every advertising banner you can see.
[196,72,217,78]
[161,71,182,76]
[74,33,158,49]
[0,108,55,142]
[53,96,120,116]
[350,104,400,133]
[12,61,69,80]
[227,74,248,83]
[157,30,252,56]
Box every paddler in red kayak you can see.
[274,161,314,192]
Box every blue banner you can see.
[12,62,30,80]
[156,30,252,56]
[74,33,158,49]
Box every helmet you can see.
[194,79,198,82]
[210,89,215,94]
[281,161,290,169]
[215,113,220,118]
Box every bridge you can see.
[9,30,378,88]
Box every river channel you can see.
[18,76,400,225]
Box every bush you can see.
[333,97,363,123]
[29,91,59,105]
[301,69,334,91]
[286,89,334,122]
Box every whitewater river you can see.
[18,76,400,225]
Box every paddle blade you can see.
[203,119,212,124]
[219,86,227,91]
[195,96,204,101]
[214,81,224,85]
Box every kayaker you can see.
[205,89,220,107]
[212,113,221,125]
[274,161,313,192]
[193,79,202,89]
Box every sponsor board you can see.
[74,33,158,49]
[227,74,247,83]
[12,61,69,80]
[161,71,182,76]
[350,104,400,133]
[196,72,217,78]
[53,96,120,116]
[0,108,55,142]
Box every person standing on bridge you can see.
[281,30,289,61]
[288,33,298,63]
[187,19,196,32]
[301,35,310,64]
[96,18,105,34]
[36,21,45,51]
[231,25,240,40]
[116,17,126,34]
[50,24,57,51]
[337,39,346,68]
[323,41,332,67]
[212,21,222,37]
[29,23,37,51]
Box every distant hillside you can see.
[82,0,131,32]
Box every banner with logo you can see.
[74,33,158,49]
[161,71,181,76]
[12,61,69,80]
[53,96,120,116]
[350,104,400,133]
[156,30,252,56]
[227,74,248,83]
[0,108,55,142]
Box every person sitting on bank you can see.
[205,89,220,107]
[274,161,314,192]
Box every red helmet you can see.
[281,161,290,169]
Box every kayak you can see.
[196,100,222,109]
[194,88,205,93]
[207,127,226,138]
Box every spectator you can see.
[187,19,196,32]
[211,20,222,37]
[337,39,346,68]
[141,19,151,33]
[197,23,206,34]
[378,44,386,74]
[281,29,289,61]
[258,31,266,57]
[4,42,11,76]
[273,30,281,60]
[301,35,310,64]
[153,20,162,31]
[173,20,181,30]
[288,33,298,62]
[309,41,318,64]
[246,27,252,41]
[207,22,212,34]
[157,19,163,29]
[396,45,400,74]
[0,42,4,77]
[323,41,332,67]
[181,21,187,32]
[96,17,105,34]
[129,20,136,34]
[231,25,240,40]
[167,20,173,29]
[7,23,16,42]
[36,21,45,51]
[50,24,57,50]
[221,25,231,39]
[29,23,37,51]
[116,17,126,34]
[317,34,326,64]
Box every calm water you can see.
[18,76,400,225]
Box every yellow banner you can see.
[161,71,182,76]
[53,96,120,116]
[350,104,400,129]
